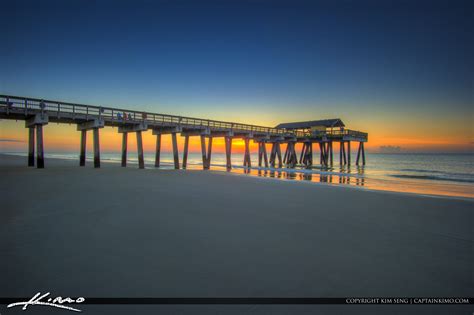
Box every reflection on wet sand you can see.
[249,166,366,186]
[189,162,472,198]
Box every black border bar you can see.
[1,298,473,305]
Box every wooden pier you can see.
[0,95,368,169]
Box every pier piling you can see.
[200,135,207,170]
[361,142,366,165]
[243,138,251,167]
[225,136,232,169]
[339,142,343,165]
[329,142,333,165]
[28,127,35,167]
[121,132,128,167]
[347,141,351,166]
[171,132,179,169]
[356,142,361,166]
[262,142,268,168]
[136,131,144,169]
[36,125,44,169]
[80,130,87,166]
[182,135,189,169]
[155,134,161,168]
[93,128,100,168]
[276,143,282,168]
[206,137,213,169]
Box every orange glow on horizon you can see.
[1,118,472,154]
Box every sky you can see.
[0,0,473,153]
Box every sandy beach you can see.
[1,154,473,314]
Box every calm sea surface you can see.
[4,151,474,198]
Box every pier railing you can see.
[326,129,368,139]
[0,94,367,140]
[1,94,304,137]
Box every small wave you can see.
[398,168,472,177]
[390,174,474,184]
[399,168,446,174]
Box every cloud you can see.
[0,139,24,143]
[379,145,402,153]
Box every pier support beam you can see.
[118,122,148,169]
[206,137,213,169]
[262,142,268,168]
[25,114,48,168]
[301,142,313,168]
[36,125,44,168]
[198,135,214,170]
[270,143,276,167]
[93,128,100,168]
[171,132,179,169]
[200,135,207,169]
[121,132,128,167]
[347,141,351,166]
[155,134,161,167]
[269,142,282,168]
[182,135,189,169]
[136,131,144,169]
[340,141,347,166]
[77,119,104,168]
[80,130,87,166]
[28,127,35,167]
[319,142,328,166]
[319,142,324,165]
[286,142,297,168]
[225,136,232,169]
[356,142,361,166]
[339,142,343,165]
[258,142,269,167]
[299,143,305,165]
[243,138,251,167]
[361,142,366,165]
[276,143,282,168]
[329,142,333,165]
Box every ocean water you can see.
[3,151,473,198]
